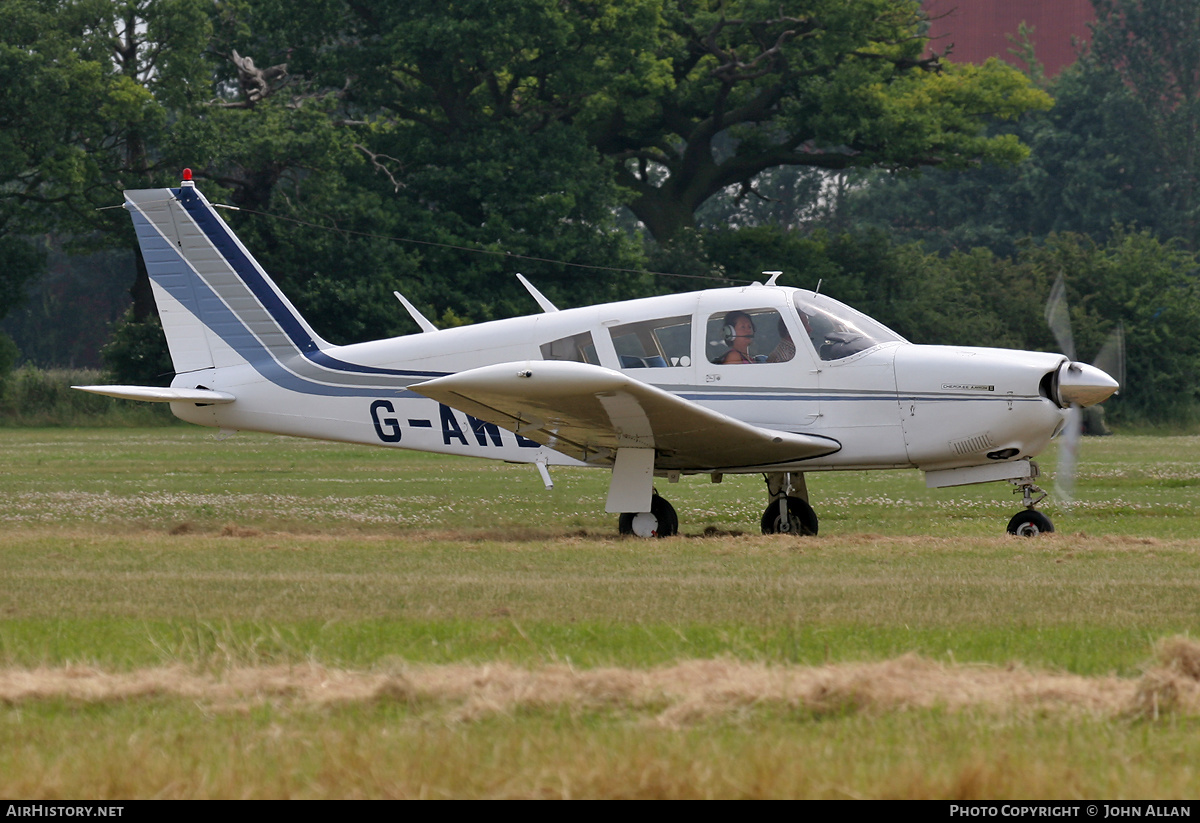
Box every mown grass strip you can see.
[0,618,1183,675]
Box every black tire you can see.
[618,494,679,538]
[760,496,818,536]
[1006,510,1054,537]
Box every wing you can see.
[410,360,840,471]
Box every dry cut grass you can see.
[4,637,1200,726]
[1130,634,1200,720]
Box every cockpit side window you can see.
[793,292,906,361]
[705,309,794,364]
[608,315,692,368]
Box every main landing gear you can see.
[616,472,819,538]
[761,471,818,536]
[617,492,678,538]
[1006,468,1055,537]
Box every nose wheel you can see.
[1006,509,1054,537]
[1007,468,1054,536]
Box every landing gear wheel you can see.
[761,496,818,536]
[1006,510,1054,537]
[618,494,678,538]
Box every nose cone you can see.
[1058,361,1119,407]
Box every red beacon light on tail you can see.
[181,168,194,187]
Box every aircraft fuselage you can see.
[168,284,1070,478]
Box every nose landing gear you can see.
[1007,467,1055,536]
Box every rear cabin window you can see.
[608,315,692,368]
[540,331,599,364]
[706,309,794,365]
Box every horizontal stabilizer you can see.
[411,360,840,471]
[72,385,236,404]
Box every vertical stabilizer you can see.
[125,180,329,376]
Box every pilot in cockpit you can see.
[717,311,756,364]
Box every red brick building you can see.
[923,0,1096,76]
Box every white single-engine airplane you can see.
[77,173,1119,537]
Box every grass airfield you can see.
[1,428,1198,798]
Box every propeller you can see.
[1093,320,1126,394]
[1045,273,1076,362]
[1045,274,1081,503]
[1044,273,1124,505]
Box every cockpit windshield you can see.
[793,292,906,361]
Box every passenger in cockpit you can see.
[767,318,795,363]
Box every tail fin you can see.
[125,179,329,375]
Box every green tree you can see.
[211,1,1052,245]
[0,0,216,386]
[841,1,1200,255]
[191,0,653,338]
[85,0,213,323]
[1090,0,1200,249]
[0,0,160,372]
[1022,231,1200,423]
[587,0,1051,241]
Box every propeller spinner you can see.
[1055,361,1120,408]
